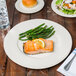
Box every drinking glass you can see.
[0,0,10,39]
[0,0,10,29]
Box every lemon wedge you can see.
[33,39,45,48]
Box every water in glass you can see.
[0,0,10,29]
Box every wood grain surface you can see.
[0,0,76,76]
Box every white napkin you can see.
[57,48,76,76]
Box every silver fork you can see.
[64,53,76,71]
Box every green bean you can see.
[33,23,45,31]
[19,34,26,39]
[35,28,54,38]
[30,25,47,35]
[36,25,47,34]
[19,23,45,36]
[22,28,54,39]
[46,31,55,38]
[19,29,33,36]
[19,23,55,41]
[28,23,45,34]
[39,27,54,36]
[19,38,28,41]
[46,26,53,30]
[41,26,53,33]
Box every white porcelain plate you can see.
[51,0,76,17]
[4,19,72,69]
[15,0,44,14]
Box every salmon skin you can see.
[23,38,53,54]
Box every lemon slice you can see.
[33,39,45,48]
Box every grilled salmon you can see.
[23,38,53,54]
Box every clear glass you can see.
[0,0,10,29]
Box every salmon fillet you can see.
[23,38,53,54]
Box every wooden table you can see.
[0,0,76,76]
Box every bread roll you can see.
[22,0,37,8]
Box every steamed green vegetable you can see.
[19,23,55,41]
